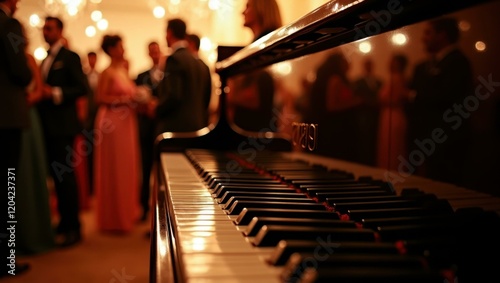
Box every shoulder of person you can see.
[1,16,22,35]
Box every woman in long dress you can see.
[93,34,142,233]
[17,50,55,255]
[377,54,411,170]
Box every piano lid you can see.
[215,0,494,77]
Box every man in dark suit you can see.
[154,18,207,134]
[37,16,89,248]
[408,17,474,186]
[0,0,33,276]
[135,41,163,222]
[187,33,213,127]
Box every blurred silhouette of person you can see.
[83,51,99,196]
[152,18,208,134]
[227,0,282,132]
[94,34,144,233]
[17,28,55,256]
[377,54,411,171]
[352,57,383,165]
[408,17,474,185]
[0,0,33,275]
[72,52,99,211]
[135,41,163,222]
[85,51,99,132]
[187,33,212,126]
[37,16,88,248]
[305,52,363,160]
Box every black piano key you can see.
[226,200,326,215]
[347,207,446,221]
[346,199,454,221]
[204,173,275,182]
[306,186,393,197]
[325,193,437,204]
[268,240,400,266]
[360,214,459,229]
[296,267,444,283]
[290,179,361,187]
[299,180,393,190]
[218,191,308,204]
[208,178,281,190]
[315,190,394,202]
[200,168,257,179]
[282,252,428,283]
[253,225,376,247]
[211,182,289,194]
[235,208,338,225]
[278,173,355,182]
[213,185,296,198]
[244,217,357,236]
[331,200,422,213]
[222,196,316,210]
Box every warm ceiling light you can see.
[359,41,372,53]
[475,41,486,52]
[85,26,96,37]
[391,33,407,45]
[153,6,165,18]
[34,47,48,61]
[91,10,102,22]
[29,14,41,27]
[97,19,108,30]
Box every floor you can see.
[2,197,151,283]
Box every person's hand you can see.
[134,85,152,104]
[42,84,53,99]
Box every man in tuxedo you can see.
[154,18,207,134]
[0,0,33,276]
[37,16,89,247]
[135,41,163,222]
[408,17,474,186]
[187,33,213,126]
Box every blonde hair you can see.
[249,0,282,32]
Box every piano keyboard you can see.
[156,149,500,283]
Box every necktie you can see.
[41,49,54,80]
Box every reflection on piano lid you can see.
[151,0,500,282]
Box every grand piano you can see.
[150,0,500,282]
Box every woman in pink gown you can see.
[377,54,411,170]
[93,34,142,233]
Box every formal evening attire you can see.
[352,74,383,166]
[84,67,100,196]
[408,47,474,185]
[377,72,410,170]
[0,5,33,271]
[94,70,141,233]
[155,41,207,134]
[37,39,88,242]
[0,7,31,167]
[17,108,56,255]
[135,65,161,220]
[16,53,55,255]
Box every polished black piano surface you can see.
[150,0,500,282]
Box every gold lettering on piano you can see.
[292,122,318,151]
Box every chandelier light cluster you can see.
[149,0,236,19]
[31,0,108,60]
[44,0,89,17]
